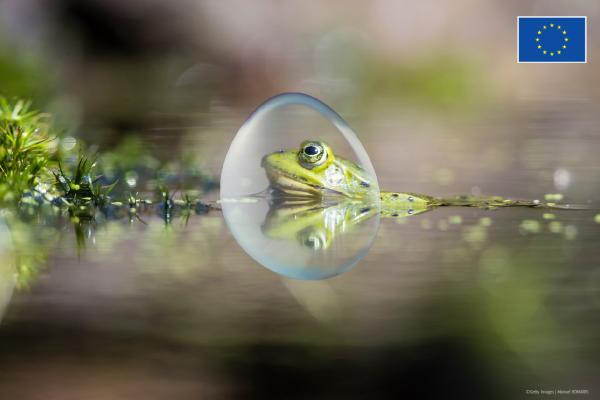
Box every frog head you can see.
[261,140,375,198]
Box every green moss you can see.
[0,97,53,205]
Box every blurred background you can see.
[1,0,599,398]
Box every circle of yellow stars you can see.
[536,23,568,57]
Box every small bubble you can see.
[542,213,555,220]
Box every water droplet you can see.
[220,93,380,279]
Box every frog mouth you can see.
[263,165,323,197]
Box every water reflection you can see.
[223,194,379,280]
[263,197,377,251]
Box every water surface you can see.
[0,99,599,399]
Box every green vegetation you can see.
[0,98,52,205]
[0,96,216,220]
[0,97,217,289]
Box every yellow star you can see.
[538,30,542,35]
[565,38,569,42]
[543,25,547,29]
[535,38,540,42]
[543,50,547,54]
[537,45,542,49]
[550,23,554,27]
[557,50,561,54]
[558,25,561,29]
[563,30,567,35]
[550,52,554,56]
[563,44,567,49]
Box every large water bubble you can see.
[220,93,380,280]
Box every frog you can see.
[261,140,563,217]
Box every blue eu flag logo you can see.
[518,17,587,63]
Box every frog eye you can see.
[298,141,328,169]
[297,228,328,250]
[304,144,321,156]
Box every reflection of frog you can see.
[262,140,557,215]
[262,199,378,250]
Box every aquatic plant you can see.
[0,97,217,289]
[0,96,216,220]
[53,153,119,219]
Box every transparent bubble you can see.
[221,93,380,280]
